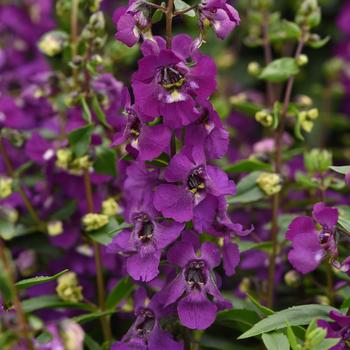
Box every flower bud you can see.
[60,319,84,350]
[102,198,121,217]
[70,155,92,174]
[229,93,247,105]
[315,295,330,305]
[56,149,73,170]
[296,95,313,107]
[255,110,273,127]
[89,0,102,12]
[296,54,308,66]
[296,0,321,28]
[0,177,13,199]
[91,54,103,66]
[307,108,319,119]
[247,62,261,76]
[256,172,282,196]
[306,327,327,347]
[88,11,105,33]
[298,109,318,133]
[38,31,68,57]
[56,272,83,303]
[284,270,301,288]
[82,213,109,231]
[304,149,332,173]
[47,221,64,236]
[239,277,250,294]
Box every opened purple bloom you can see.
[161,240,231,330]
[154,145,235,222]
[318,311,350,350]
[132,35,216,128]
[286,202,339,274]
[107,201,184,282]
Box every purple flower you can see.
[154,145,235,222]
[337,2,350,35]
[113,1,150,47]
[193,195,252,276]
[111,293,183,350]
[318,311,350,350]
[160,240,230,329]
[286,202,339,274]
[107,201,184,282]
[132,35,217,128]
[111,88,171,161]
[199,0,240,40]
[346,172,350,187]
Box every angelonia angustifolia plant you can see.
[1,0,350,349]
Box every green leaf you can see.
[337,206,350,233]
[237,241,272,253]
[313,339,341,350]
[87,217,132,245]
[287,325,300,350]
[93,146,117,177]
[329,165,350,175]
[92,95,112,130]
[230,101,263,117]
[106,277,134,310]
[259,58,300,83]
[0,272,12,303]
[262,332,290,350]
[0,220,16,240]
[84,334,102,350]
[269,20,301,42]
[74,310,116,324]
[68,124,94,157]
[228,172,265,204]
[22,295,93,313]
[174,0,195,16]
[50,200,76,220]
[152,8,164,24]
[247,294,274,316]
[15,269,69,290]
[296,172,319,189]
[272,101,281,129]
[225,159,272,173]
[81,96,92,123]
[308,36,330,49]
[238,304,335,339]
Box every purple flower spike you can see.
[107,202,184,282]
[154,146,235,222]
[161,240,231,330]
[318,311,350,350]
[286,202,339,274]
[111,294,183,350]
[132,35,216,128]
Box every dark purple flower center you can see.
[135,214,154,243]
[127,110,141,138]
[187,167,206,194]
[135,309,155,337]
[340,327,350,348]
[159,66,185,90]
[185,260,207,290]
[319,227,332,245]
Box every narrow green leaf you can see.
[225,159,272,173]
[308,36,330,49]
[287,325,300,350]
[84,334,102,350]
[152,8,164,23]
[68,124,94,157]
[22,295,93,313]
[0,273,13,303]
[16,269,69,290]
[92,95,112,130]
[259,58,300,83]
[74,310,116,324]
[93,146,117,177]
[238,305,335,339]
[329,165,350,175]
[262,332,290,350]
[337,206,350,233]
[247,294,274,316]
[106,277,134,310]
[174,0,195,16]
[313,339,341,350]
[81,96,92,123]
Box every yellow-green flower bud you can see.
[56,148,73,170]
[298,111,315,133]
[0,177,13,199]
[304,149,332,173]
[256,172,282,196]
[47,221,63,236]
[307,108,319,119]
[38,31,68,57]
[82,213,109,231]
[307,327,327,347]
[296,54,308,66]
[70,155,92,174]
[255,110,273,127]
[315,295,330,305]
[296,95,313,107]
[239,277,250,294]
[89,0,102,12]
[229,93,247,105]
[248,62,261,76]
[102,198,121,217]
[88,11,105,32]
[284,270,301,288]
[56,272,83,303]
[60,320,84,350]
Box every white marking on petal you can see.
[43,148,54,161]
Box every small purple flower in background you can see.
[345,172,350,187]
[154,145,235,222]
[161,240,231,330]
[198,0,240,40]
[107,201,184,282]
[286,202,339,274]
[112,292,183,350]
[113,0,150,47]
[318,311,350,350]
[132,35,217,128]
